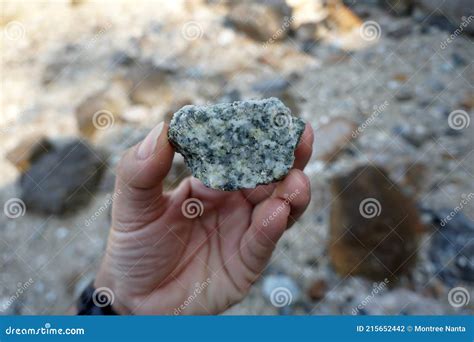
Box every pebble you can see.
[20,140,106,215]
[227,3,289,42]
[308,279,328,301]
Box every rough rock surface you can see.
[168,98,305,191]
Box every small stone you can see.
[168,98,305,191]
[329,165,422,281]
[451,53,467,67]
[308,279,328,301]
[227,3,290,42]
[120,105,149,123]
[314,117,358,162]
[6,134,52,173]
[75,84,127,138]
[20,140,106,215]
[395,88,413,102]
[398,123,432,147]
[387,25,413,39]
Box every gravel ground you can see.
[0,0,472,315]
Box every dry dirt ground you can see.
[0,0,473,315]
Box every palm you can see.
[111,180,273,315]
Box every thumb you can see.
[112,122,174,220]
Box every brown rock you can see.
[326,1,363,33]
[127,65,173,107]
[75,83,127,138]
[460,92,474,110]
[314,117,358,162]
[6,134,52,172]
[329,165,421,281]
[227,3,289,42]
[308,279,328,301]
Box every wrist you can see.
[93,260,132,315]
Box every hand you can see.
[95,121,314,315]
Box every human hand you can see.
[95,121,313,315]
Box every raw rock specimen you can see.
[168,98,305,191]
[329,165,422,281]
[20,140,105,215]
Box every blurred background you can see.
[0,0,473,315]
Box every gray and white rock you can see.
[168,98,305,191]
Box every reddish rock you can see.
[329,165,422,281]
[308,279,328,301]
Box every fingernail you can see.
[137,122,165,160]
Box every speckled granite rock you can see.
[168,98,305,191]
